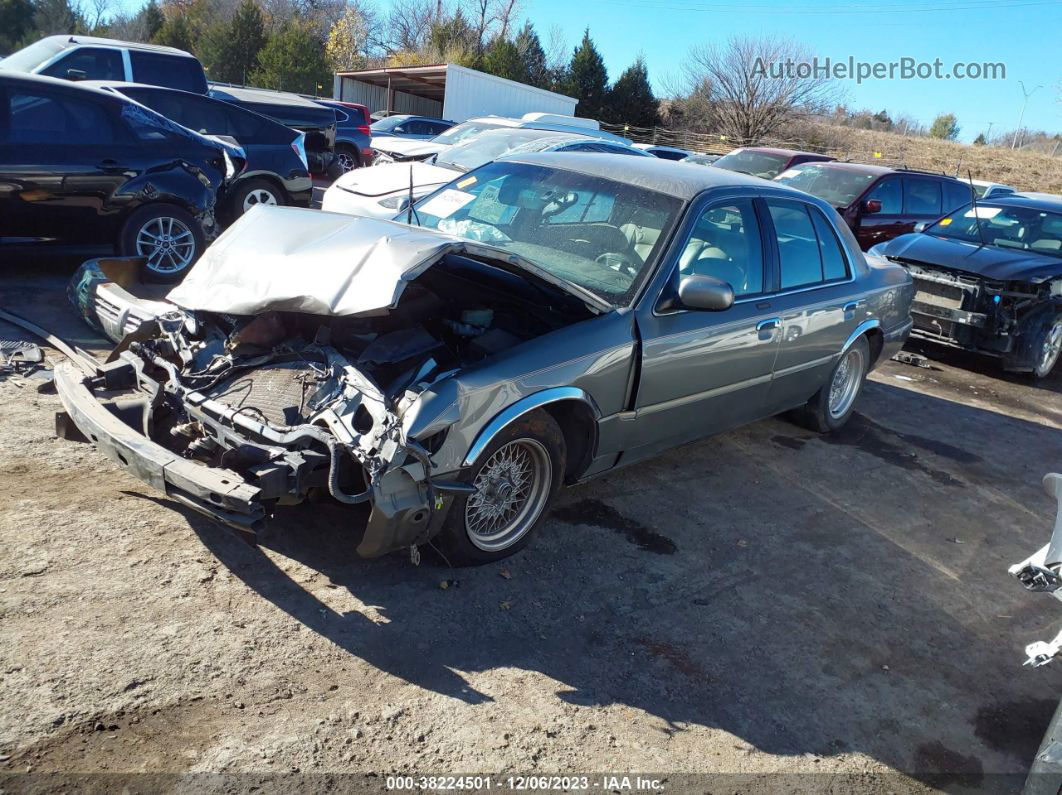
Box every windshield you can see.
[370,115,412,133]
[713,149,789,179]
[0,38,67,72]
[926,203,1062,258]
[431,120,505,146]
[408,161,682,306]
[435,129,574,172]
[774,165,878,208]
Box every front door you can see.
[849,175,905,250]
[624,197,781,462]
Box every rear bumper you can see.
[54,361,267,532]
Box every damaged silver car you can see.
[58,153,914,564]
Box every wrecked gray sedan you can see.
[57,153,914,564]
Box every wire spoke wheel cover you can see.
[465,438,552,552]
[242,188,278,212]
[135,216,196,274]
[828,346,866,420]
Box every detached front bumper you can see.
[53,359,453,556]
[54,361,267,532]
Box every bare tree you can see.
[466,0,493,55]
[492,0,518,41]
[543,24,566,73]
[683,35,843,143]
[385,0,438,53]
[82,0,112,31]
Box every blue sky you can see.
[117,0,1061,142]
[526,0,1061,143]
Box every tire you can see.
[1029,313,1062,379]
[229,178,285,219]
[118,203,206,284]
[789,335,871,433]
[435,410,566,566]
[335,144,361,173]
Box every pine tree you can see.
[565,29,608,119]
[31,0,84,37]
[0,0,35,51]
[481,37,525,83]
[929,113,960,141]
[513,22,548,88]
[252,21,331,95]
[139,0,165,40]
[973,132,987,146]
[606,57,658,127]
[153,12,195,51]
[199,0,266,84]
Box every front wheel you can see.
[1031,314,1062,379]
[435,410,566,565]
[118,203,205,284]
[789,335,870,433]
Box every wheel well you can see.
[864,327,884,366]
[541,400,597,484]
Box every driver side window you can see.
[679,200,764,297]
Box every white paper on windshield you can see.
[964,207,1002,219]
[777,168,802,179]
[420,189,475,219]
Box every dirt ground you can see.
[1,258,1061,793]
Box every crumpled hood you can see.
[331,160,459,198]
[167,205,470,316]
[883,233,1062,283]
[373,137,449,159]
[166,205,607,317]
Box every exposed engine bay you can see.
[83,251,594,545]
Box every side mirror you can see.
[862,199,882,215]
[66,68,88,81]
[676,274,734,312]
[914,221,927,233]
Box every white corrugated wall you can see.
[442,65,577,121]
[336,78,443,117]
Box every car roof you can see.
[733,146,823,158]
[507,151,796,199]
[37,34,195,57]
[993,192,1062,210]
[0,70,128,99]
[209,84,324,109]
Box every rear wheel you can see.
[789,335,870,433]
[335,144,360,173]
[435,410,565,565]
[118,203,205,284]
[230,178,284,219]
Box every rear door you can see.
[128,51,208,93]
[0,83,132,245]
[760,198,864,413]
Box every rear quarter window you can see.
[130,51,207,93]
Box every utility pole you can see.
[1011,81,1042,150]
[985,121,993,143]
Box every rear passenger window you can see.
[904,178,942,216]
[41,47,124,81]
[865,177,901,213]
[810,207,849,282]
[130,52,207,93]
[942,180,973,212]
[679,200,763,296]
[768,201,822,289]
[8,91,116,145]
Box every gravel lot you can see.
[1,258,1061,793]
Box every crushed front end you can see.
[903,260,1062,370]
[54,309,447,557]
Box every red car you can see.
[774,162,974,250]
[711,147,834,179]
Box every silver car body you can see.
[58,153,914,558]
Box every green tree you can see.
[252,21,331,95]
[426,9,477,66]
[513,22,548,88]
[199,0,266,83]
[326,5,369,72]
[973,132,987,146]
[153,12,195,51]
[565,29,608,119]
[481,36,525,83]
[929,112,960,141]
[606,57,658,127]
[0,0,35,51]
[31,0,85,38]
[139,0,165,40]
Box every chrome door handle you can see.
[843,300,864,317]
[756,318,781,339]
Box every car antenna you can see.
[967,169,987,248]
